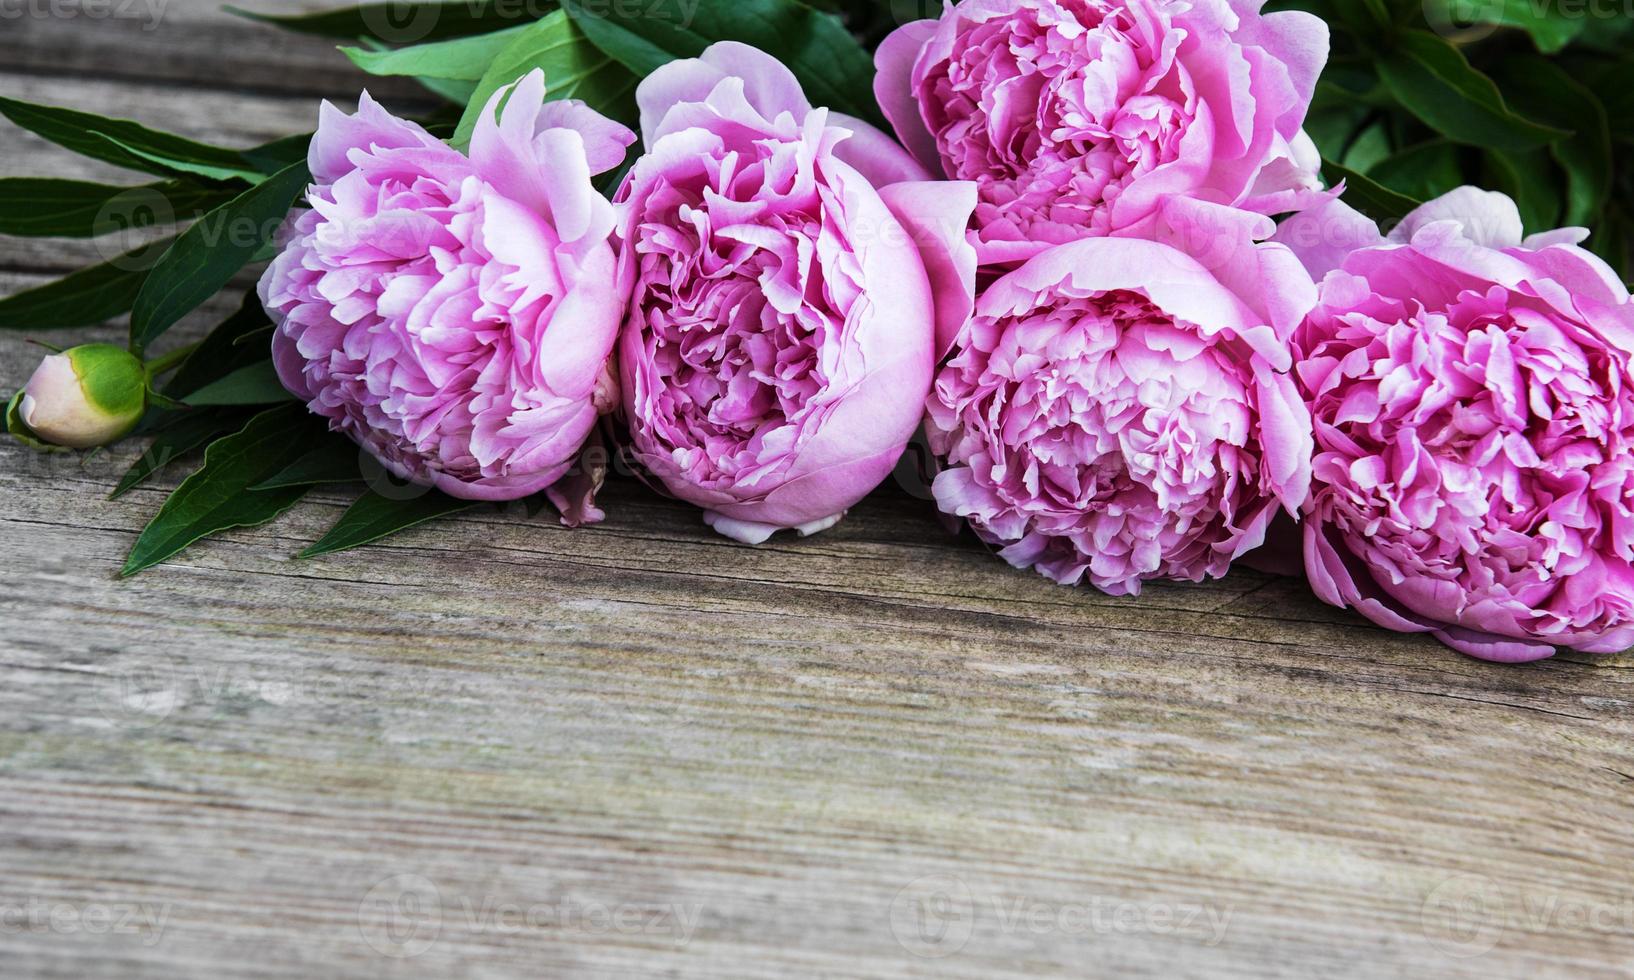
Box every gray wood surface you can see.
[2,3,1632,977]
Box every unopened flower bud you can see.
[10,344,147,449]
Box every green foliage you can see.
[119,405,332,575]
[561,0,883,126]
[300,489,479,558]
[110,409,250,500]
[252,439,368,491]
[0,237,175,330]
[128,162,310,353]
[225,2,551,43]
[452,11,638,146]
[1282,0,1634,274]
[0,96,268,183]
[0,179,230,238]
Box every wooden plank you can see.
[0,0,431,98]
[2,5,1633,979]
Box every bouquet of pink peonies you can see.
[4,0,1633,663]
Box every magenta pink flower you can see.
[875,0,1327,265]
[1276,188,1634,661]
[929,200,1315,594]
[260,72,634,518]
[617,42,977,543]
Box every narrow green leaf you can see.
[342,23,533,79]
[94,134,265,184]
[452,11,638,147]
[183,360,294,406]
[0,236,175,330]
[109,409,245,499]
[561,0,883,127]
[242,133,314,175]
[1375,31,1568,153]
[162,293,274,398]
[120,404,328,576]
[129,162,310,352]
[227,2,549,42]
[251,438,365,490]
[0,179,230,238]
[0,95,259,182]
[300,489,478,558]
[1323,158,1423,224]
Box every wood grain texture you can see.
[2,4,1632,978]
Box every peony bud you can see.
[10,344,147,449]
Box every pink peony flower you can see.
[1275,188,1634,661]
[874,0,1328,265]
[260,71,634,518]
[616,42,977,544]
[929,200,1315,594]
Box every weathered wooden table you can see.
[2,4,1632,977]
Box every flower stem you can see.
[143,342,200,379]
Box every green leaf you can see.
[561,0,883,127]
[300,488,478,558]
[93,134,264,184]
[1495,56,1612,229]
[342,23,534,79]
[1484,149,1560,235]
[251,437,365,490]
[1340,120,1392,173]
[0,179,230,238]
[452,11,638,147]
[1323,158,1423,223]
[1368,140,1463,201]
[162,293,274,398]
[0,236,175,330]
[1586,62,1634,144]
[109,409,245,499]
[120,404,328,576]
[0,95,262,182]
[242,133,314,175]
[182,360,294,406]
[1375,31,1569,152]
[227,2,550,42]
[419,76,481,104]
[1422,0,1584,53]
[129,162,310,353]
